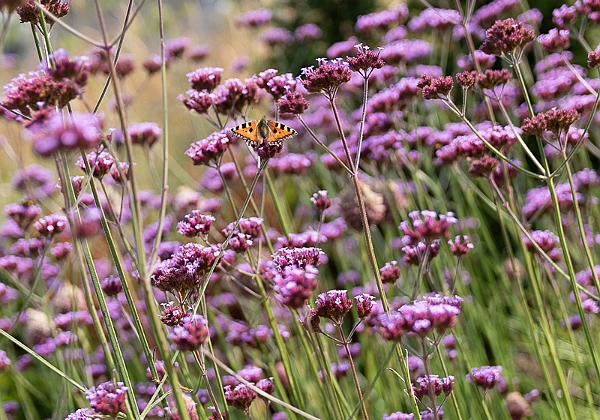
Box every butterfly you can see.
[230,116,297,146]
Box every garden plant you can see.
[0,0,599,419]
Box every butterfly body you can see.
[230,116,297,146]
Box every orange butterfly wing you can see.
[230,121,260,143]
[266,121,297,143]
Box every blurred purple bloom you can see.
[236,8,272,28]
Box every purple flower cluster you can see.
[400,210,457,245]
[17,0,69,25]
[76,151,115,179]
[408,8,460,32]
[522,108,579,137]
[412,374,454,400]
[168,314,209,351]
[151,242,221,295]
[224,383,257,413]
[480,18,536,56]
[418,74,454,99]
[523,230,561,261]
[223,217,263,253]
[347,44,385,77]
[186,67,223,92]
[129,122,162,148]
[311,190,331,211]
[236,8,272,28]
[5,202,42,229]
[355,5,409,33]
[261,27,294,46]
[376,295,463,340]
[295,23,323,42]
[379,39,432,65]
[84,381,128,417]
[272,246,324,271]
[33,213,67,237]
[300,58,351,98]
[185,130,230,166]
[177,211,215,238]
[435,124,519,165]
[315,289,353,322]
[466,365,505,392]
[28,111,103,157]
[380,261,401,284]
[1,69,81,120]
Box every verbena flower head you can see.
[553,4,577,29]
[129,122,162,148]
[4,202,42,228]
[377,295,462,340]
[84,381,128,417]
[255,69,297,100]
[355,293,375,318]
[476,69,512,90]
[300,58,351,99]
[187,44,211,61]
[522,108,579,137]
[278,91,309,114]
[400,210,457,246]
[224,383,257,414]
[467,365,505,392]
[168,314,209,351]
[261,28,294,46]
[315,289,353,322]
[186,67,223,92]
[185,130,229,166]
[272,246,324,271]
[449,235,474,256]
[211,77,259,116]
[1,70,80,118]
[29,111,103,157]
[523,230,561,261]
[159,302,187,326]
[12,164,56,198]
[379,39,432,65]
[17,0,69,26]
[236,8,272,28]
[311,190,331,211]
[151,243,220,295]
[457,50,496,71]
[76,151,115,178]
[223,217,263,253]
[33,213,67,237]
[65,408,95,420]
[295,23,323,41]
[327,36,359,58]
[100,275,122,296]
[256,377,275,395]
[588,49,600,68]
[274,264,319,309]
[46,48,90,87]
[380,260,401,284]
[480,18,536,57]
[178,89,213,115]
[355,5,409,33]
[412,374,454,400]
[409,8,460,32]
[418,74,454,99]
[165,36,190,59]
[177,211,215,238]
[468,156,499,178]
[346,44,384,77]
[538,28,570,53]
